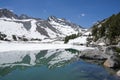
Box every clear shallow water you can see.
[0,49,119,80]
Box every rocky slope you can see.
[91,13,120,45]
[0,8,85,41]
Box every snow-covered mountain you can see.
[0,8,85,41]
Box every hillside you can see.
[91,13,120,45]
[66,12,120,46]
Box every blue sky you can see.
[0,0,120,28]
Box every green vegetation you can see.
[64,34,79,43]
[113,47,120,53]
[112,47,120,59]
[92,13,120,45]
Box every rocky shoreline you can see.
[79,43,120,77]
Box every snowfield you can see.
[68,36,87,45]
[0,42,94,52]
[68,31,92,45]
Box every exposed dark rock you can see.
[36,22,50,37]
[18,36,28,41]
[19,14,31,19]
[0,32,7,40]
[12,35,17,41]
[31,38,41,41]
[36,20,61,37]
[15,21,31,30]
[48,16,82,30]
[0,8,18,19]
[37,20,57,33]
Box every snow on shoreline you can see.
[0,42,94,52]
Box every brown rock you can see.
[103,59,114,68]
[103,56,120,68]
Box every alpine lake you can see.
[0,49,119,80]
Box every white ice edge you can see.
[0,42,94,52]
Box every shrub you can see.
[64,34,78,43]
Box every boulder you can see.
[118,42,120,47]
[116,70,120,77]
[80,45,120,68]
[80,49,107,60]
[103,56,120,68]
[103,58,114,68]
[103,46,115,56]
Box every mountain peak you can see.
[0,8,18,19]
[48,16,58,21]
[48,16,66,22]
[19,14,31,19]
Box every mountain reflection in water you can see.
[0,49,78,76]
[0,49,119,80]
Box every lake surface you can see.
[0,49,119,80]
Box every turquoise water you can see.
[0,49,119,80]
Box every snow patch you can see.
[68,36,87,45]
[0,42,94,52]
